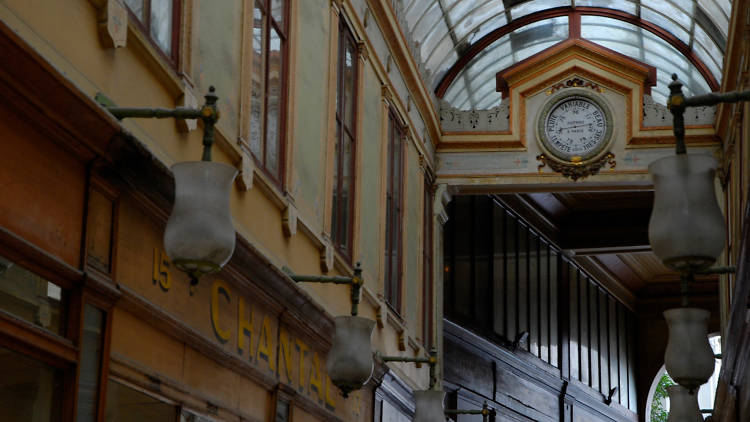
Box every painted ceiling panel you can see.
[393,0,731,110]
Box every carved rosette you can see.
[536,152,616,181]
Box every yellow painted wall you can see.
[0,0,438,416]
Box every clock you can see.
[536,89,614,164]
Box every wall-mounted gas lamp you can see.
[98,87,237,295]
[653,74,747,418]
[285,266,496,420]
[284,264,371,397]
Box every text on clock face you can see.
[545,99,607,155]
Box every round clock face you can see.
[537,91,613,163]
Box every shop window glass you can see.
[76,304,106,422]
[0,346,63,421]
[105,380,178,421]
[0,255,65,336]
[274,398,290,422]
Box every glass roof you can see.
[396,0,731,110]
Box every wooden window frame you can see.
[384,109,405,313]
[0,228,114,422]
[331,19,359,260]
[249,0,290,188]
[422,175,434,347]
[124,0,183,69]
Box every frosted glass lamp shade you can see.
[164,161,238,278]
[413,390,446,422]
[666,385,703,422]
[326,316,375,397]
[664,308,715,391]
[648,154,725,272]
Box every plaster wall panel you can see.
[292,0,329,225]
[404,146,421,327]
[195,0,243,138]
[358,65,385,282]
[182,346,241,410]
[0,107,85,267]
[110,308,186,383]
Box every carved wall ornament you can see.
[545,77,604,96]
[536,152,616,181]
[439,100,509,132]
[643,94,716,127]
[91,0,128,49]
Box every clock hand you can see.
[557,123,593,131]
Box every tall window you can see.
[384,111,404,312]
[331,21,358,258]
[422,176,434,347]
[124,0,181,64]
[249,0,289,185]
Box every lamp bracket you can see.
[512,331,529,352]
[603,386,618,405]
[669,74,750,155]
[377,347,438,389]
[96,87,220,161]
[282,262,363,316]
[445,401,496,421]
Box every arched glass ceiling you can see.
[443,15,714,110]
[397,0,731,108]
[580,16,712,105]
[443,17,569,110]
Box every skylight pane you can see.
[441,17,567,110]
[404,0,434,30]
[510,0,570,21]
[451,3,505,41]
[575,0,637,15]
[581,15,711,104]
[640,6,691,45]
[699,1,730,36]
[412,3,443,42]
[645,0,694,30]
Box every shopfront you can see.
[0,21,372,422]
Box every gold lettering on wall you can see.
[257,316,275,371]
[237,297,255,355]
[152,248,172,291]
[309,352,323,400]
[210,280,231,343]
[203,281,338,411]
[279,328,294,382]
[296,338,309,391]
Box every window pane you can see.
[275,398,290,422]
[271,0,285,31]
[332,124,341,245]
[77,305,106,422]
[344,41,356,132]
[150,0,174,56]
[105,380,177,421]
[339,133,353,251]
[0,346,63,421]
[250,1,267,160]
[0,256,65,335]
[265,26,283,178]
[124,0,144,22]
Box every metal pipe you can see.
[695,266,736,275]
[288,274,354,284]
[105,86,220,162]
[106,107,203,120]
[284,262,364,316]
[445,402,494,422]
